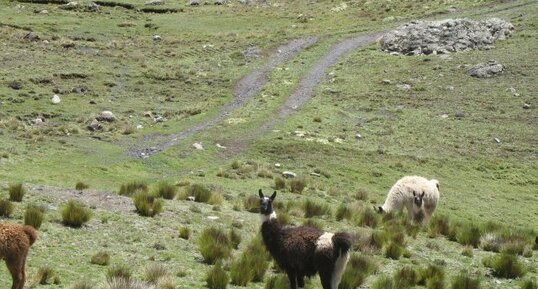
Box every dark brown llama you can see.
[0,222,37,289]
[258,190,352,289]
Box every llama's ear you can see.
[412,191,416,197]
[421,191,425,198]
[258,189,264,198]
[377,206,384,213]
[270,191,277,201]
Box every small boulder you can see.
[87,2,100,11]
[96,111,116,122]
[523,103,530,109]
[188,0,199,5]
[193,142,204,150]
[87,119,102,131]
[51,94,61,104]
[145,0,163,4]
[153,35,162,42]
[468,61,504,78]
[186,196,195,201]
[282,171,297,178]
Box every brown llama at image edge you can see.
[0,223,37,289]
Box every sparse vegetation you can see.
[274,177,286,190]
[24,204,45,229]
[179,227,190,240]
[339,254,378,289]
[61,200,91,228]
[393,266,419,288]
[198,227,233,264]
[90,252,110,266]
[133,192,163,217]
[144,263,168,283]
[8,183,25,202]
[0,198,14,217]
[484,253,527,279]
[36,266,59,285]
[75,182,90,191]
[106,265,132,282]
[303,199,331,218]
[289,177,307,194]
[206,261,229,289]
[451,272,481,289]
[119,181,148,196]
[155,181,177,200]
[188,184,212,203]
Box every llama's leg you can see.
[318,270,333,289]
[297,273,305,289]
[20,251,28,289]
[6,257,24,289]
[286,270,297,289]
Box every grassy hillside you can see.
[0,0,537,288]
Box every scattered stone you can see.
[87,2,100,11]
[87,119,102,131]
[96,111,116,122]
[145,0,163,4]
[186,196,195,201]
[153,35,162,41]
[440,114,449,119]
[274,163,281,168]
[381,79,392,85]
[66,1,78,6]
[8,81,23,90]
[207,216,219,220]
[214,0,226,4]
[355,133,362,139]
[455,112,465,119]
[32,118,44,125]
[216,143,227,149]
[38,9,49,14]
[136,125,143,130]
[446,6,457,13]
[193,142,204,150]
[51,94,61,104]
[243,46,261,60]
[523,103,530,109]
[143,111,153,117]
[282,171,297,178]
[494,137,501,143]
[380,18,514,55]
[445,85,454,91]
[23,32,39,42]
[310,172,321,177]
[71,86,88,95]
[153,116,165,123]
[397,84,411,90]
[188,0,199,5]
[468,61,504,78]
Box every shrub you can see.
[24,204,45,229]
[457,223,481,248]
[69,280,95,289]
[419,264,445,289]
[206,261,229,289]
[461,245,474,257]
[8,183,25,202]
[75,182,89,190]
[144,263,168,283]
[335,204,353,221]
[0,198,14,217]
[106,264,132,282]
[61,200,91,228]
[451,272,480,289]
[393,266,419,288]
[37,266,58,285]
[290,177,306,193]
[155,181,177,200]
[188,184,212,203]
[274,177,286,190]
[229,228,242,249]
[339,254,378,289]
[372,275,394,289]
[198,227,232,264]
[179,227,190,240]
[133,192,163,217]
[428,215,451,237]
[243,195,259,213]
[303,199,331,218]
[265,274,292,289]
[356,206,379,228]
[91,251,110,266]
[484,253,526,279]
[521,278,537,289]
[119,181,148,196]
[384,241,404,260]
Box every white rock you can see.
[51,94,61,104]
[494,138,501,143]
[186,196,195,201]
[440,114,449,119]
[193,142,204,150]
[97,110,116,122]
[523,103,530,109]
[274,163,281,168]
[207,216,219,220]
[397,84,412,90]
[355,133,362,139]
[310,172,321,177]
[136,125,143,130]
[216,143,227,149]
[66,1,78,6]
[153,35,162,41]
[282,171,297,178]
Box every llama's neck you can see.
[261,217,283,255]
[261,211,277,222]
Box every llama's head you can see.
[413,191,425,207]
[258,189,276,216]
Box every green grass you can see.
[0,0,537,288]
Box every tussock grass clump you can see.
[521,278,537,289]
[24,204,45,229]
[384,241,405,259]
[179,227,190,240]
[102,277,151,289]
[277,211,291,225]
[418,264,445,289]
[303,199,331,218]
[451,272,480,289]
[155,181,177,200]
[206,261,229,289]
[484,253,526,279]
[274,177,286,190]
[90,251,110,266]
[461,245,474,257]
[144,263,168,283]
[502,239,527,255]
[456,223,481,248]
[335,204,353,221]
[230,236,270,286]
[133,192,163,217]
[339,253,378,289]
[480,233,502,252]
[69,280,95,289]
[208,192,224,206]
[75,182,89,190]
[119,181,148,196]
[61,200,91,227]
[106,264,132,282]
[198,227,233,264]
[428,214,451,237]
[393,266,419,288]
[243,195,259,213]
[0,198,14,217]
[37,266,59,285]
[188,184,212,203]
[289,177,306,193]
[356,206,379,228]
[8,183,26,202]
[303,219,323,231]
[229,228,242,249]
[372,275,394,289]
[264,274,292,289]
[355,189,369,201]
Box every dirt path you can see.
[126,36,319,158]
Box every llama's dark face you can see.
[413,191,425,207]
[258,189,276,215]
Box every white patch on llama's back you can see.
[331,250,350,289]
[315,232,334,250]
[261,211,277,222]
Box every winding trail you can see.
[127,36,319,158]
